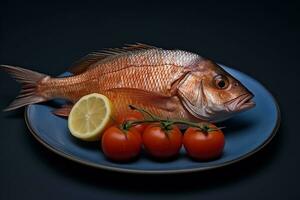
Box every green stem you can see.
[125,105,224,132]
[129,105,160,120]
[170,119,208,129]
[127,119,159,126]
[125,119,222,132]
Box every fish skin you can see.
[43,48,200,119]
[1,44,255,122]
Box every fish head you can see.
[178,59,255,122]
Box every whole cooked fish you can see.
[1,43,255,122]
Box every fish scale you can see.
[45,48,202,118]
[1,43,255,122]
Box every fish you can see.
[1,43,255,122]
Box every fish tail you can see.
[1,65,49,111]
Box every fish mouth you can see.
[225,93,255,112]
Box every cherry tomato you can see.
[115,111,147,134]
[142,124,182,159]
[101,126,142,161]
[183,124,225,160]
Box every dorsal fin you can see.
[67,52,109,75]
[68,43,158,75]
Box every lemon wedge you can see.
[68,93,113,141]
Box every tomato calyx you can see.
[120,121,131,132]
[116,122,137,139]
[160,121,173,131]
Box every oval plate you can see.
[25,65,280,174]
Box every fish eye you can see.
[214,75,229,89]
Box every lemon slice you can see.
[68,93,113,141]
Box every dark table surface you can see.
[0,0,299,199]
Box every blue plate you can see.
[25,65,280,174]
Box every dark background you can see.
[0,0,299,199]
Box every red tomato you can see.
[101,126,142,161]
[183,124,225,160]
[142,124,182,159]
[115,111,147,134]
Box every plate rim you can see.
[24,68,281,174]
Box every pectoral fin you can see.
[53,104,73,117]
[105,88,176,112]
